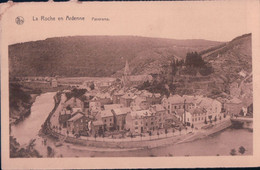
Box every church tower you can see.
[124,60,131,76]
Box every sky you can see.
[2,0,254,45]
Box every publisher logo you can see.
[15,16,24,25]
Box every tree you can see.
[172,128,175,136]
[149,131,152,140]
[94,133,97,141]
[140,134,143,141]
[66,105,72,111]
[179,127,182,135]
[219,116,222,122]
[185,126,188,134]
[130,133,133,141]
[157,131,160,139]
[165,129,168,137]
[204,119,208,124]
[239,146,246,155]
[230,149,237,156]
[214,116,217,125]
[90,83,95,90]
[224,114,226,118]
[47,146,53,157]
[191,124,194,132]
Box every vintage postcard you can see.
[1,0,260,169]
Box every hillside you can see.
[202,33,252,83]
[9,36,223,77]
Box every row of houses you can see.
[162,94,223,126]
[58,91,232,136]
[59,102,168,136]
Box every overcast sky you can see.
[3,0,254,45]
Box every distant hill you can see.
[9,36,223,77]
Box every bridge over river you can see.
[230,116,253,130]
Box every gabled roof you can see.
[174,109,185,117]
[140,90,153,98]
[167,95,184,104]
[104,104,123,110]
[198,98,214,108]
[112,107,131,116]
[68,112,85,122]
[128,75,152,82]
[153,93,161,98]
[65,97,83,106]
[114,89,124,95]
[92,120,104,126]
[130,105,142,111]
[190,107,205,115]
[96,92,111,99]
[131,110,152,118]
[228,97,242,104]
[121,92,135,99]
[100,110,114,118]
[150,104,165,112]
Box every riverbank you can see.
[10,93,40,125]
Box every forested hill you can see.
[9,36,223,77]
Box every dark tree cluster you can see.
[137,80,176,97]
[171,51,213,76]
[9,83,32,110]
[185,52,205,68]
[65,88,87,100]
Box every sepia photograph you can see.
[1,0,260,169]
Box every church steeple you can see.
[124,60,131,76]
[122,60,131,88]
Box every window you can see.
[187,118,189,121]
[151,122,154,125]
[192,118,194,122]
[110,118,112,122]
[174,106,177,109]
[135,127,138,129]
[202,117,204,120]
[104,119,107,122]
[198,117,200,121]
[195,118,197,121]
[135,121,138,125]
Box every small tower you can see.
[124,60,131,76]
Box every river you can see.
[11,93,253,157]
[11,92,56,156]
